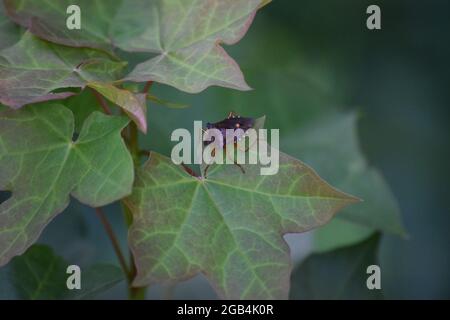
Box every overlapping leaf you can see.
[125,150,358,299]
[11,244,68,299]
[0,32,126,108]
[4,0,267,93]
[0,104,133,266]
[0,11,147,131]
[63,88,103,133]
[87,82,147,133]
[10,244,124,300]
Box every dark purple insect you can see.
[204,112,255,147]
[203,112,255,177]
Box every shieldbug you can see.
[202,112,255,177]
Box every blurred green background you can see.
[1,0,449,299]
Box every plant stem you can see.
[128,122,140,165]
[92,93,140,298]
[94,201,147,300]
[143,81,154,94]
[93,84,150,299]
[95,207,130,277]
[122,113,147,299]
[129,286,147,300]
[91,89,112,115]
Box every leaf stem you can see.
[143,81,154,95]
[92,85,147,299]
[91,89,112,115]
[94,207,130,277]
[120,184,147,300]
[122,106,145,298]
[129,286,147,300]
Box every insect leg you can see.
[203,164,211,178]
[224,145,246,174]
[234,162,246,174]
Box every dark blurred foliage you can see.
[264,0,450,298]
[291,234,383,299]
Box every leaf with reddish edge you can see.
[88,82,147,133]
[0,104,133,267]
[4,0,269,93]
[124,150,359,299]
[0,32,126,109]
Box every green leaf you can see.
[66,264,124,300]
[10,244,124,300]
[0,32,126,108]
[290,234,383,300]
[11,244,67,299]
[5,0,267,93]
[87,82,147,133]
[125,151,358,299]
[313,218,374,253]
[63,89,102,134]
[0,104,134,266]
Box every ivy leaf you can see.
[0,104,134,267]
[125,151,358,299]
[0,32,126,108]
[11,244,124,300]
[11,244,68,299]
[290,234,383,300]
[87,82,147,133]
[5,0,268,93]
[63,89,103,134]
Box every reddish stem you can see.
[143,81,154,95]
[95,207,130,278]
[91,89,112,115]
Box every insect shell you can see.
[203,112,255,148]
